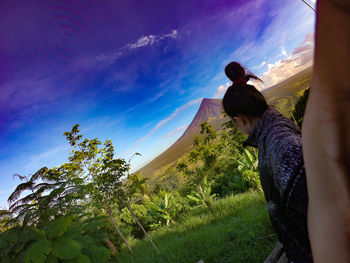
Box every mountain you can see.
[138,66,313,180]
[138,98,229,179]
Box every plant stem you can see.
[106,206,133,253]
[126,202,159,252]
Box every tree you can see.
[124,172,159,252]
[5,164,86,228]
[63,126,134,253]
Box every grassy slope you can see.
[113,191,277,263]
[263,66,312,117]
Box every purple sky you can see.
[0,0,316,207]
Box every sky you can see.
[0,0,316,208]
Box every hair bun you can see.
[225,61,262,85]
[225,61,247,84]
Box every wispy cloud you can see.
[96,29,178,64]
[126,30,178,49]
[253,61,266,70]
[121,98,202,156]
[261,33,314,87]
[162,125,188,139]
[213,82,230,98]
[281,46,287,57]
[24,145,69,170]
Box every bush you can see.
[120,204,153,238]
[0,216,111,263]
[292,88,310,128]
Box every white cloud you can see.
[95,29,178,64]
[126,35,158,49]
[96,52,122,63]
[253,61,266,70]
[281,46,287,57]
[222,0,315,73]
[260,33,314,88]
[125,29,178,49]
[121,98,202,156]
[213,82,230,98]
[162,125,188,139]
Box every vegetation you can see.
[292,88,310,128]
[0,82,309,262]
[114,191,277,263]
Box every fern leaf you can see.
[33,182,60,191]
[63,225,83,239]
[74,236,96,248]
[65,253,90,263]
[45,253,58,263]
[8,181,35,204]
[82,245,110,263]
[47,216,73,239]
[0,228,20,250]
[51,237,81,260]
[0,209,12,218]
[9,193,38,211]
[24,239,51,263]
[20,226,45,243]
[30,167,48,181]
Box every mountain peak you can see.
[180,98,223,138]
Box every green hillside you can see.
[139,67,312,184]
[262,66,312,117]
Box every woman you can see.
[222,62,312,262]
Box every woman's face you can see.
[231,115,257,135]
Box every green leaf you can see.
[74,236,95,248]
[51,237,81,260]
[45,253,58,263]
[21,227,45,243]
[24,239,51,263]
[82,245,110,263]
[65,253,90,263]
[187,195,201,202]
[47,217,73,239]
[63,225,83,239]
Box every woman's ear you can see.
[233,116,244,126]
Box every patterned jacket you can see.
[244,106,312,262]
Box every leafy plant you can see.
[0,216,110,263]
[187,177,216,213]
[237,148,259,173]
[148,193,177,226]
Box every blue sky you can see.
[0,0,316,208]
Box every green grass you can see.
[113,191,277,263]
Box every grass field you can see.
[113,191,277,263]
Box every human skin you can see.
[231,115,258,135]
[302,0,350,262]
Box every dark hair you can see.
[223,62,267,118]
